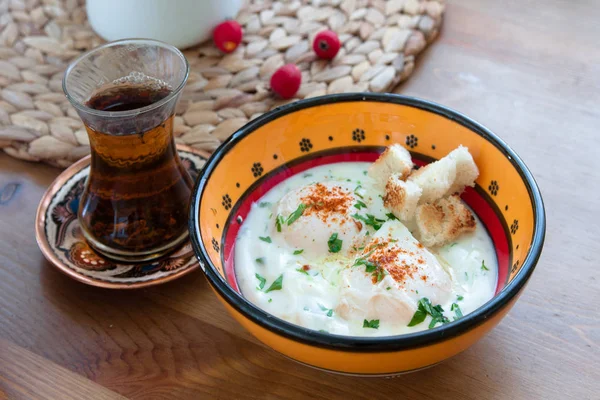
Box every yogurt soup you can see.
[235,148,497,336]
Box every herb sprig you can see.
[255,273,266,290]
[275,215,284,232]
[259,236,272,243]
[481,260,489,271]
[256,274,283,293]
[265,274,283,293]
[353,249,388,282]
[407,298,450,328]
[385,213,398,220]
[354,185,364,199]
[351,213,386,230]
[353,254,378,272]
[328,233,343,253]
[318,303,334,317]
[363,319,380,329]
[451,303,463,320]
[286,204,307,225]
[354,200,367,210]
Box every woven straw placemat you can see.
[0,0,444,168]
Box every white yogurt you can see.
[235,162,497,336]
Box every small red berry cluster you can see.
[213,20,341,99]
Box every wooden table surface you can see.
[1,1,599,399]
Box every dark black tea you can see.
[78,84,193,260]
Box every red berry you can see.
[270,64,302,99]
[313,30,341,60]
[213,20,242,53]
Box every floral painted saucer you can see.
[35,145,209,289]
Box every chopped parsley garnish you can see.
[457,295,464,301]
[258,202,272,208]
[375,268,388,282]
[255,273,266,290]
[386,213,398,220]
[351,213,386,230]
[303,173,313,178]
[481,260,489,271]
[255,257,265,265]
[363,170,368,176]
[386,286,391,290]
[293,249,304,255]
[407,298,450,328]
[353,255,378,271]
[354,185,364,199]
[365,263,378,273]
[354,200,367,210]
[259,236,272,243]
[268,298,272,303]
[363,319,380,329]
[451,303,463,320]
[328,233,343,253]
[427,305,449,329]
[275,215,284,232]
[318,303,334,317]
[295,268,309,275]
[450,242,458,247]
[407,303,427,327]
[354,251,388,281]
[286,203,307,225]
[265,274,283,293]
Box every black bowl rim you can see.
[189,93,546,352]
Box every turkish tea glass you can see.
[63,39,193,262]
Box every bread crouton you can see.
[383,174,422,221]
[413,195,476,247]
[445,145,479,195]
[408,157,457,204]
[368,144,413,188]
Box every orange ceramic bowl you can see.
[189,94,545,375]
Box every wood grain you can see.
[0,339,125,400]
[1,0,599,399]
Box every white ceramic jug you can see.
[86,0,243,49]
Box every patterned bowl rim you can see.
[35,144,209,289]
[189,93,546,352]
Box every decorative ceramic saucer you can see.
[35,144,209,289]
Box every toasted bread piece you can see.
[408,157,457,204]
[368,144,413,188]
[414,195,476,247]
[383,174,422,221]
[446,146,479,195]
